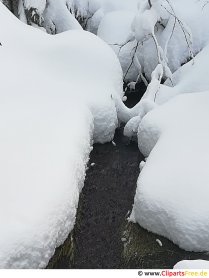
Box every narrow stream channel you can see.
[73,128,143,268]
[47,84,209,269]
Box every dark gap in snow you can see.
[47,128,143,269]
[71,128,143,268]
[46,83,209,269]
[47,84,144,268]
[124,81,147,108]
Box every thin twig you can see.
[123,41,139,81]
[109,39,132,56]
[162,4,194,63]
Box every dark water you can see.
[47,85,209,269]
[71,86,144,268]
[72,128,143,268]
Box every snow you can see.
[130,92,209,252]
[118,1,209,254]
[156,239,163,247]
[15,0,139,35]
[174,260,209,269]
[97,10,137,81]
[0,2,123,268]
[98,0,209,81]
[43,0,82,33]
[3,0,209,267]
[112,141,117,147]
[22,0,46,13]
[156,43,209,104]
[98,0,139,14]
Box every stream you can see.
[47,85,209,269]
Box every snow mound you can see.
[174,260,209,269]
[130,92,209,252]
[0,2,123,268]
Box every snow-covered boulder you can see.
[130,92,209,252]
[0,2,123,268]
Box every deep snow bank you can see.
[0,3,123,268]
[120,20,209,253]
[130,92,209,251]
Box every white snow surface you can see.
[174,260,209,269]
[98,10,137,81]
[130,91,209,251]
[98,0,209,81]
[0,2,123,268]
[145,40,209,107]
[158,43,209,103]
[43,0,82,33]
[121,11,209,253]
[22,0,46,13]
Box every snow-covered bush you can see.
[3,0,209,82]
[42,0,103,33]
[1,0,106,33]
[98,0,209,84]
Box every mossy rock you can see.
[122,221,209,269]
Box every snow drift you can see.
[0,2,123,268]
[130,91,209,251]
